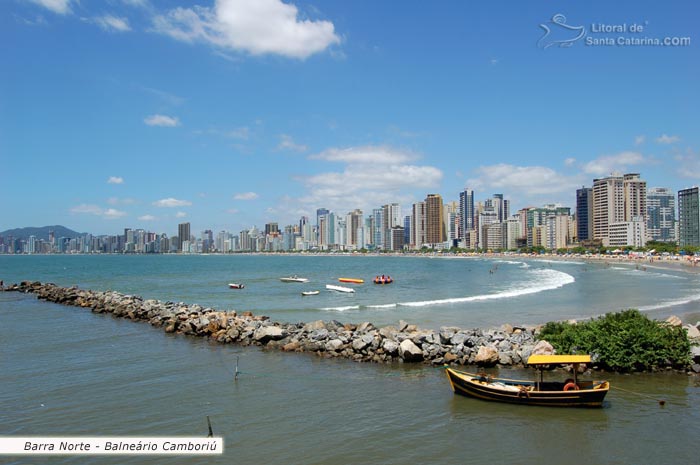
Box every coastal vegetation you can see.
[538,310,692,372]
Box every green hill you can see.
[0,225,85,242]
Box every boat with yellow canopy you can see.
[444,354,609,407]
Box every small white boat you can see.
[301,290,320,296]
[326,284,355,293]
[228,283,245,289]
[280,275,309,283]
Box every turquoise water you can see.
[1,254,698,328]
[1,255,699,464]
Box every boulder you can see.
[303,320,327,332]
[399,339,423,362]
[665,315,682,327]
[253,326,286,343]
[474,346,499,366]
[325,339,344,352]
[685,325,700,339]
[382,339,399,355]
[532,340,555,356]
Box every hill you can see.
[0,225,85,242]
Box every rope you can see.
[611,385,666,406]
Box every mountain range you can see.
[0,225,84,242]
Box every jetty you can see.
[4,281,699,370]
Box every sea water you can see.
[1,255,699,464]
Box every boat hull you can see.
[445,368,609,408]
[325,284,355,293]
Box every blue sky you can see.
[2,0,697,236]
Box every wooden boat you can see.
[338,278,364,284]
[301,290,320,296]
[325,284,355,293]
[444,355,609,407]
[228,283,245,289]
[280,275,309,283]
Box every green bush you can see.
[538,309,691,372]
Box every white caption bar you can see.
[0,437,223,455]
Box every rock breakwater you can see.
[1,281,558,367]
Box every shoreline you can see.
[3,280,698,374]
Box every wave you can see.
[638,293,700,312]
[320,268,575,312]
[320,305,360,312]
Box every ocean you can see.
[1,254,698,464]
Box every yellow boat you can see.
[338,278,364,284]
[445,355,610,407]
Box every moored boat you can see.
[280,275,309,283]
[444,354,609,407]
[325,284,355,293]
[228,283,245,289]
[301,290,320,296]
[338,277,364,284]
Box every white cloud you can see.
[582,151,648,176]
[226,208,239,214]
[656,134,680,144]
[466,164,583,196]
[635,135,645,146]
[28,0,72,15]
[92,15,131,32]
[175,211,187,218]
[277,134,307,152]
[144,114,180,127]
[564,157,576,167]
[153,198,192,207]
[103,208,127,219]
[107,176,124,184]
[290,145,442,217]
[70,204,126,220]
[138,214,156,221]
[310,145,417,165]
[151,0,341,60]
[234,192,259,200]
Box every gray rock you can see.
[253,326,286,343]
[382,339,399,355]
[399,339,423,362]
[325,339,344,351]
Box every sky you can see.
[1,0,698,236]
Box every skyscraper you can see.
[593,173,646,246]
[425,193,446,246]
[177,222,191,252]
[647,187,676,243]
[678,187,700,248]
[576,187,593,241]
[459,188,474,239]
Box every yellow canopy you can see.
[527,354,591,365]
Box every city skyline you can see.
[2,1,697,236]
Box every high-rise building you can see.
[425,194,446,246]
[593,173,646,246]
[593,174,625,246]
[177,222,191,252]
[647,187,676,243]
[347,209,364,247]
[459,188,475,239]
[678,187,700,248]
[411,201,426,249]
[623,173,647,221]
[576,187,593,242]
